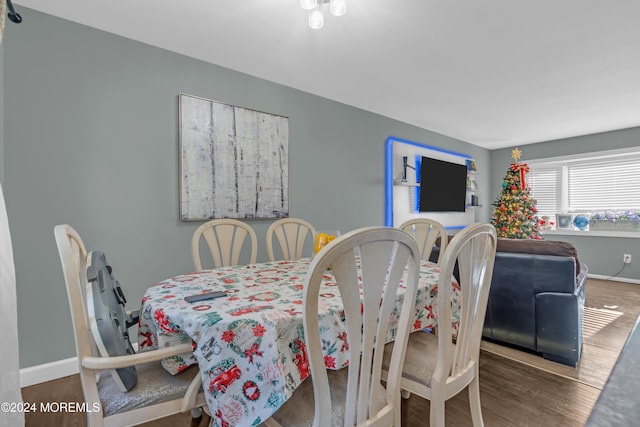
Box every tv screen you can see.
[419,157,467,212]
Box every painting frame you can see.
[178,93,289,221]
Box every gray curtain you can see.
[0,183,24,426]
[0,0,5,42]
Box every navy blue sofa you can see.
[432,238,587,367]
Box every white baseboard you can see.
[20,357,79,388]
[588,273,640,285]
[20,343,140,388]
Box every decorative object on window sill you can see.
[556,214,573,229]
[590,211,640,232]
[572,214,590,231]
[300,0,347,29]
[538,215,555,230]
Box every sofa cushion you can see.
[496,238,581,275]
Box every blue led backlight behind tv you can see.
[384,136,472,228]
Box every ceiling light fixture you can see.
[300,0,347,30]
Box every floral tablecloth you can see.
[138,258,458,427]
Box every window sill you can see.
[542,229,640,239]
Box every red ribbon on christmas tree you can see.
[510,162,529,189]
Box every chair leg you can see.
[429,397,446,427]
[188,408,206,427]
[198,404,213,427]
[468,376,485,427]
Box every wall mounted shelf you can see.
[393,180,420,187]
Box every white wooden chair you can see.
[54,224,206,427]
[265,226,421,427]
[383,223,497,427]
[266,217,316,261]
[191,219,257,270]
[398,218,448,265]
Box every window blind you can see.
[528,151,640,216]
[568,155,640,211]
[528,166,562,217]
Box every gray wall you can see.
[2,9,488,368]
[490,127,640,281]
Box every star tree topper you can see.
[511,147,522,161]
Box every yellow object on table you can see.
[314,232,336,254]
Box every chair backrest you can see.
[433,223,497,392]
[54,224,103,423]
[266,217,316,261]
[55,224,90,358]
[303,226,420,427]
[398,218,448,264]
[191,219,258,270]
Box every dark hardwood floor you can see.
[22,349,600,427]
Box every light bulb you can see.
[330,0,347,16]
[309,7,324,29]
[300,0,317,11]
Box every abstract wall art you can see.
[179,94,289,221]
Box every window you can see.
[528,149,640,218]
[568,157,640,211]
[528,166,563,217]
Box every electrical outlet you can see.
[623,254,632,264]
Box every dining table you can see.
[137,257,459,427]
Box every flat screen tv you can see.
[419,157,467,212]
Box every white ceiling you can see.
[13,0,640,149]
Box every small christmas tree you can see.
[491,148,542,239]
